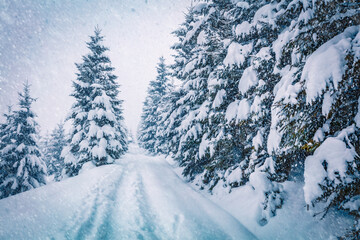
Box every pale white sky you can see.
[0,0,191,136]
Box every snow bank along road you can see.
[0,145,257,240]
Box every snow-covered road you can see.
[0,145,257,240]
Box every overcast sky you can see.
[0,0,191,136]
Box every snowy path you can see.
[0,145,257,240]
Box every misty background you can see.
[0,0,191,135]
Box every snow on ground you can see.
[0,144,257,240]
[165,156,354,240]
[208,182,353,240]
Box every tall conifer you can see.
[0,83,46,198]
[138,57,171,154]
[62,28,128,176]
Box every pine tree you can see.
[42,123,67,181]
[0,106,14,194]
[151,0,360,232]
[273,1,360,236]
[0,83,46,199]
[138,57,171,154]
[201,0,250,189]
[155,87,185,156]
[161,2,228,180]
[158,6,199,160]
[62,28,128,176]
[40,132,52,173]
[258,1,360,234]
[201,1,287,224]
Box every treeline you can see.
[138,0,360,237]
[0,29,128,198]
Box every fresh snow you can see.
[212,89,226,109]
[252,131,263,151]
[166,155,354,240]
[355,97,360,127]
[267,66,299,153]
[0,145,257,240]
[238,66,258,94]
[343,196,360,212]
[225,99,250,123]
[197,30,207,45]
[301,26,360,103]
[304,126,357,208]
[321,92,333,117]
[199,134,210,159]
[193,2,208,13]
[235,21,251,37]
[208,181,353,240]
[232,1,249,9]
[223,42,253,68]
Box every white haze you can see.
[0,0,191,135]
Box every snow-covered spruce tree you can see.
[40,133,52,173]
[271,1,360,236]
[187,0,237,189]
[155,87,185,156]
[62,28,128,177]
[235,0,316,224]
[154,0,359,231]
[273,0,360,180]
[0,83,46,199]
[157,2,285,221]
[173,4,213,178]
[204,1,290,224]
[153,76,175,155]
[210,0,359,226]
[226,0,360,227]
[202,0,257,189]
[138,57,171,154]
[42,123,67,181]
[0,106,15,194]
[163,1,230,180]
[159,6,199,160]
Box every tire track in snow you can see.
[138,154,258,240]
[105,162,163,240]
[0,145,257,239]
[63,165,124,239]
[132,173,161,239]
[94,166,128,240]
[63,145,258,239]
